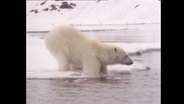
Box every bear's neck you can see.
[97,43,115,65]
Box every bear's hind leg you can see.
[56,54,70,71]
[71,64,82,70]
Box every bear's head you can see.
[112,46,133,65]
[100,45,133,65]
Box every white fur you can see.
[45,25,133,78]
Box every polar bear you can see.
[45,25,133,78]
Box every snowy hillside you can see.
[26,0,160,31]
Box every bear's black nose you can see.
[126,60,133,65]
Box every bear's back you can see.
[49,25,87,42]
[45,25,94,63]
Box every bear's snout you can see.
[126,58,133,65]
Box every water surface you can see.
[27,52,160,104]
[27,24,160,43]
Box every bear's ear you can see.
[114,48,117,52]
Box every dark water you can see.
[27,24,160,43]
[26,51,160,104]
[83,24,160,43]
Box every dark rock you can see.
[97,0,101,3]
[30,9,34,12]
[40,0,48,5]
[134,4,140,9]
[59,2,76,9]
[30,9,38,14]
[34,9,38,13]
[50,4,57,11]
[42,8,49,11]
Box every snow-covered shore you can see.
[26,35,160,79]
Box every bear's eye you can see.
[114,48,117,52]
[125,55,128,58]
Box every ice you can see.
[26,35,160,79]
[106,42,160,55]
